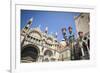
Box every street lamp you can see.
[62,27,67,43]
[68,26,75,60]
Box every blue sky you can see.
[21,10,80,41]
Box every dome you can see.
[29,27,42,39]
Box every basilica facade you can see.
[21,13,90,63]
[21,18,70,63]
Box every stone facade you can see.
[21,18,70,62]
[74,13,90,35]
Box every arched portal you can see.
[21,44,40,62]
[44,50,53,57]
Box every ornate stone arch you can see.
[44,50,53,57]
[21,44,40,62]
[46,37,53,44]
[29,29,42,39]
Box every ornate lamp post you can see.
[68,26,75,60]
[62,27,68,45]
[61,27,68,61]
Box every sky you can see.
[21,10,80,41]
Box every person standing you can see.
[75,31,89,60]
